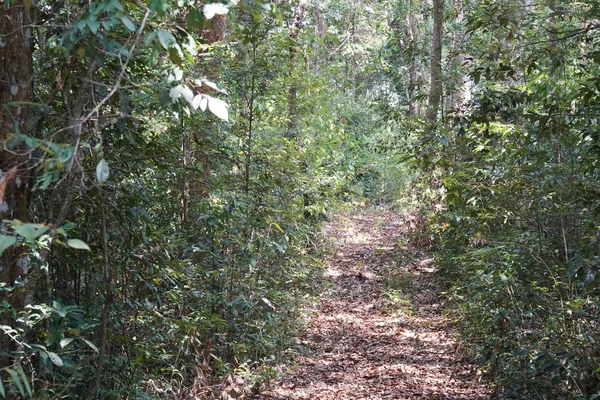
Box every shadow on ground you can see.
[257,207,490,400]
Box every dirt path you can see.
[258,207,490,399]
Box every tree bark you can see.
[287,2,306,139]
[406,0,420,116]
[313,9,326,71]
[449,0,470,112]
[0,0,33,304]
[0,0,33,364]
[426,0,444,121]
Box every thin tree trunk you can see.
[180,112,189,225]
[313,9,326,71]
[426,0,444,121]
[85,193,113,400]
[244,43,257,194]
[449,0,470,113]
[406,0,419,116]
[287,2,306,139]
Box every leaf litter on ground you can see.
[257,206,491,400]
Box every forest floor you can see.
[257,206,491,399]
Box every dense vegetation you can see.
[1,0,600,398]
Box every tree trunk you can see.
[287,2,306,139]
[449,0,470,112]
[0,0,33,304]
[406,0,420,116]
[313,9,326,71]
[426,0,444,121]
[0,0,33,362]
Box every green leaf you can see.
[0,236,17,256]
[169,85,183,102]
[87,17,100,34]
[121,16,135,32]
[61,222,76,232]
[203,3,229,20]
[157,30,176,50]
[111,0,124,11]
[143,31,157,47]
[167,67,183,83]
[262,297,276,310]
[46,352,63,367]
[200,96,208,111]
[186,8,203,30]
[199,79,227,94]
[181,86,194,104]
[96,159,110,184]
[12,224,49,242]
[57,148,73,163]
[0,377,5,398]
[82,338,99,353]
[60,338,74,348]
[192,95,203,110]
[168,45,185,65]
[67,239,91,251]
[207,96,229,121]
[6,369,24,397]
[16,367,31,396]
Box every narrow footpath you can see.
[259,207,490,399]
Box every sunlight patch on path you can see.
[259,207,490,400]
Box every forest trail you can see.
[258,207,490,399]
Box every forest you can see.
[1,0,600,398]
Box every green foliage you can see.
[1,0,403,397]
[398,1,600,397]
[0,299,97,398]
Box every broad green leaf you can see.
[183,35,197,55]
[0,235,16,255]
[168,67,183,83]
[198,79,227,94]
[0,377,5,397]
[169,85,183,101]
[57,148,73,163]
[200,96,208,111]
[181,86,194,104]
[192,95,203,110]
[60,338,74,348]
[13,224,49,242]
[143,31,157,47]
[186,8,203,30]
[168,45,185,65]
[61,222,76,231]
[203,3,229,20]
[96,159,110,184]
[121,16,135,32]
[111,0,124,11]
[207,96,229,121]
[47,351,63,367]
[67,239,91,251]
[157,30,176,50]
[82,338,99,353]
[87,18,100,34]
